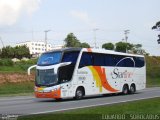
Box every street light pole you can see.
[44,30,51,51]
[93,28,99,48]
[124,30,130,53]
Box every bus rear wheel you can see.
[122,84,129,95]
[75,87,85,99]
[130,84,136,94]
[55,98,62,101]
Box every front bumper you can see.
[35,88,61,99]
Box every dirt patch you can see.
[0,72,35,84]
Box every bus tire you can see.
[55,98,62,101]
[130,84,136,94]
[122,84,129,95]
[75,87,85,99]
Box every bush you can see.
[0,60,3,66]
[17,59,38,65]
[0,59,14,66]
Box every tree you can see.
[14,45,30,59]
[115,42,128,53]
[64,33,90,48]
[81,42,90,48]
[115,42,135,53]
[131,44,148,55]
[0,45,30,59]
[101,41,147,55]
[152,21,160,30]
[64,33,81,47]
[102,43,114,50]
[0,49,1,57]
[1,46,14,58]
[152,21,160,44]
[132,44,142,53]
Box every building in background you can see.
[16,41,63,56]
[52,44,64,50]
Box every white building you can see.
[16,41,53,55]
[52,45,64,50]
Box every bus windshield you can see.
[36,51,80,86]
[36,69,58,86]
[37,52,62,66]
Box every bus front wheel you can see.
[75,87,85,99]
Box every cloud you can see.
[0,0,41,26]
[70,10,97,27]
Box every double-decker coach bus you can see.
[34,48,146,100]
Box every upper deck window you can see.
[37,52,62,66]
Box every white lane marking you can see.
[25,95,160,116]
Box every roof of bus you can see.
[44,47,82,53]
[82,48,144,57]
[44,47,144,57]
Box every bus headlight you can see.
[51,88,58,92]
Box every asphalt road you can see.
[0,87,160,115]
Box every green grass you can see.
[0,64,35,73]
[0,82,34,96]
[18,97,160,120]
[0,58,37,72]
[147,78,160,87]
[146,56,160,87]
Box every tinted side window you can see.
[93,53,105,66]
[115,55,124,67]
[125,58,134,67]
[116,57,134,67]
[134,57,145,67]
[104,54,115,66]
[59,51,80,82]
[79,52,145,68]
[62,51,80,64]
[79,52,93,68]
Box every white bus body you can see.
[35,48,146,99]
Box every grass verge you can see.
[18,97,160,120]
[0,82,34,96]
[147,77,160,87]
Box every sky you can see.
[0,0,160,56]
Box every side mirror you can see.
[28,65,37,75]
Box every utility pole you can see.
[0,36,4,48]
[124,30,130,53]
[44,30,51,51]
[93,28,99,48]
